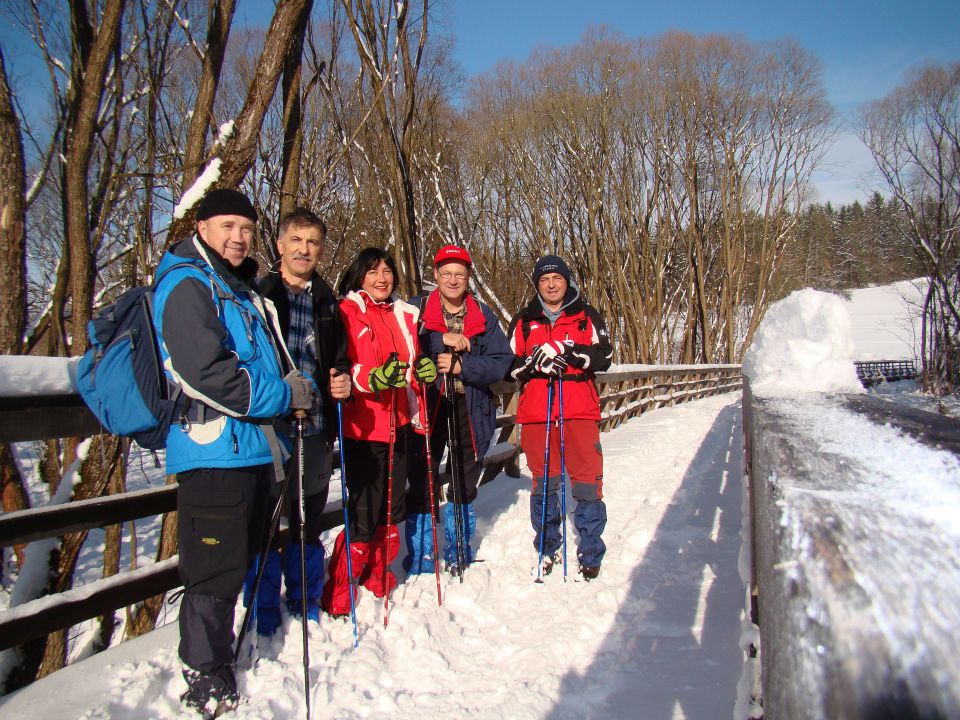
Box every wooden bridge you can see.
[853,359,919,386]
[0,362,741,679]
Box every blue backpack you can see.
[76,264,194,450]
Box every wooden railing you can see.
[0,364,741,658]
[742,382,960,719]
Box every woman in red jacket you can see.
[321,248,436,616]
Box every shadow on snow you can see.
[546,401,747,720]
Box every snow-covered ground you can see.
[0,278,949,719]
[0,394,745,720]
[1,392,749,719]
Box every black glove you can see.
[510,354,537,383]
[369,354,408,392]
[284,370,316,411]
[565,344,589,369]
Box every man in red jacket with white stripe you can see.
[507,255,612,580]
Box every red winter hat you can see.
[433,244,472,267]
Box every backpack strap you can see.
[259,420,288,485]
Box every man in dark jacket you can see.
[244,207,351,633]
[152,189,315,715]
[507,255,613,580]
[404,245,513,576]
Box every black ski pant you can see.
[342,425,409,542]
[407,392,481,514]
[177,465,271,673]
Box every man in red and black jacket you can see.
[508,255,612,580]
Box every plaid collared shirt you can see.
[287,282,323,434]
[442,303,467,394]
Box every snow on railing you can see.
[742,380,960,718]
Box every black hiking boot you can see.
[181,666,239,718]
[579,564,600,581]
[445,561,462,577]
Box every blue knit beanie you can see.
[532,255,572,285]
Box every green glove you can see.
[413,356,438,384]
[369,354,408,392]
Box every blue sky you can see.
[433,0,960,205]
[4,1,958,206]
[438,1,959,114]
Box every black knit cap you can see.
[532,254,572,285]
[195,188,258,223]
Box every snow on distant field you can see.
[846,279,924,361]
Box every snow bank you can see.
[0,356,78,397]
[172,120,235,220]
[742,289,862,397]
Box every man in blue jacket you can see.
[404,245,513,576]
[152,189,314,716]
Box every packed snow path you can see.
[1,393,747,719]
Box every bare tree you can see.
[859,62,960,394]
[279,0,316,216]
[458,30,832,363]
[165,0,313,245]
[181,0,237,190]
[340,0,429,295]
[0,47,30,565]
[61,0,126,357]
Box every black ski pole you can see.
[443,365,467,582]
[419,383,443,605]
[234,451,297,665]
[336,400,359,646]
[535,379,555,584]
[296,412,311,719]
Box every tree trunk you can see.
[279,0,314,217]
[0,444,28,567]
[61,0,126,357]
[37,436,123,679]
[94,443,128,653]
[166,0,311,246]
[181,0,237,190]
[124,475,179,640]
[0,48,27,355]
